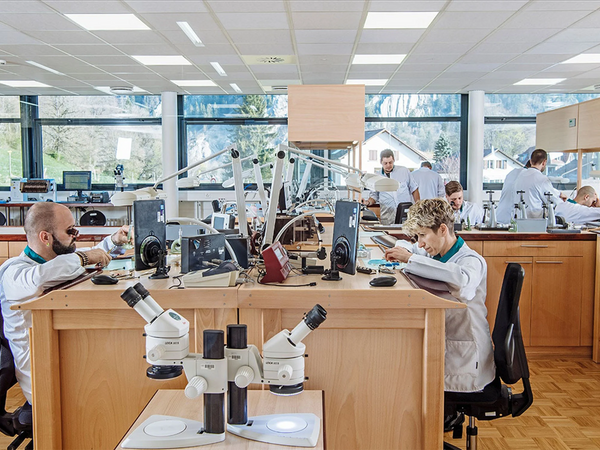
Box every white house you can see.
[362,129,428,173]
[483,147,524,183]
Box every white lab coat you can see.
[513,168,561,218]
[395,238,496,392]
[369,166,418,225]
[555,200,600,224]
[496,167,526,224]
[457,201,485,226]
[411,167,445,200]
[0,236,114,403]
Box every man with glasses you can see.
[0,202,130,427]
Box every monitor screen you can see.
[63,171,92,191]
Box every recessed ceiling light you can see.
[210,62,227,77]
[170,80,217,87]
[364,12,438,29]
[0,80,51,88]
[176,21,204,47]
[132,55,191,66]
[352,54,406,65]
[514,78,566,86]
[65,14,149,31]
[26,61,64,75]
[230,83,242,93]
[345,79,388,86]
[561,54,600,64]
[94,85,147,95]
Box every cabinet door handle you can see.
[520,244,549,248]
[505,261,532,264]
[535,261,563,264]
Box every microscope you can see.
[543,191,558,229]
[514,190,528,220]
[120,282,327,448]
[114,164,127,191]
[481,190,498,228]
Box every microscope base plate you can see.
[227,413,320,447]
[121,415,225,448]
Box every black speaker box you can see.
[133,199,166,271]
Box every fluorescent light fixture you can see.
[561,54,600,64]
[65,14,149,31]
[0,80,51,88]
[132,55,191,66]
[26,61,64,75]
[230,83,242,93]
[116,137,132,160]
[352,54,406,65]
[211,62,227,76]
[364,12,438,29]
[514,78,566,86]
[345,79,388,86]
[176,21,204,47]
[170,79,217,87]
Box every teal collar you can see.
[24,246,46,264]
[433,236,464,263]
[567,198,577,204]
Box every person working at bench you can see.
[362,149,420,225]
[383,199,495,395]
[555,185,600,224]
[445,181,484,226]
[0,202,130,424]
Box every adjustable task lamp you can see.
[284,145,400,193]
[111,145,234,207]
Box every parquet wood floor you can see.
[445,356,600,450]
[0,356,598,449]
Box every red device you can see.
[261,241,291,283]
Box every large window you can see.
[184,95,288,186]
[38,96,162,186]
[0,97,21,187]
[38,96,161,119]
[365,94,463,184]
[484,94,600,188]
[41,124,162,184]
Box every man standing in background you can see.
[362,149,420,224]
[496,160,530,224]
[513,149,565,218]
[411,161,445,200]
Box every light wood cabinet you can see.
[478,238,595,349]
[531,257,582,346]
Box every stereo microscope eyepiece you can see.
[304,304,327,330]
[121,286,143,308]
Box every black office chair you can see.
[394,202,413,224]
[444,263,533,450]
[0,313,33,450]
[0,212,6,227]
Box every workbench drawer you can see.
[483,240,588,257]
[0,242,7,258]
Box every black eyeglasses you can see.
[66,227,79,237]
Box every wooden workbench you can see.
[18,266,462,450]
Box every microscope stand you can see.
[121,415,225,449]
[227,413,320,447]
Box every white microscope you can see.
[543,191,558,229]
[120,282,327,449]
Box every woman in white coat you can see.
[384,199,495,393]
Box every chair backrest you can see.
[394,202,413,224]
[0,310,17,414]
[492,263,529,385]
